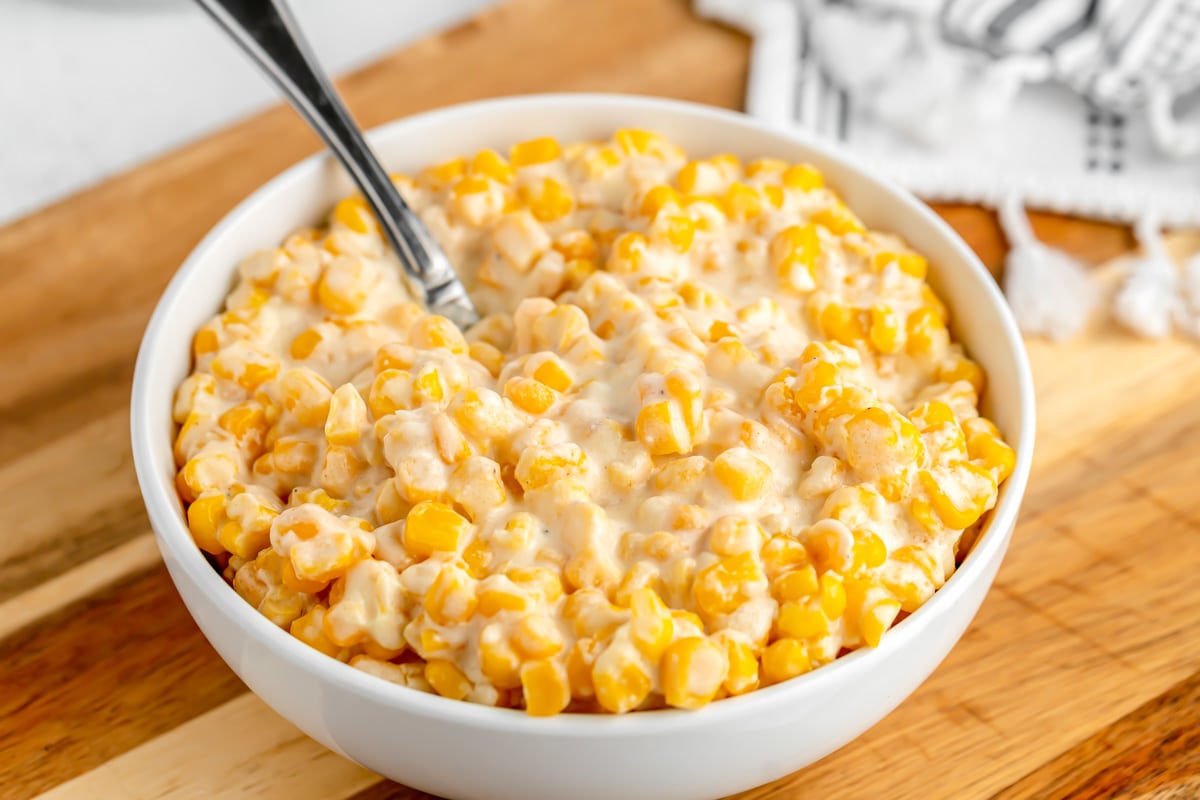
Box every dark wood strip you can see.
[0,567,246,800]
[991,667,1200,799]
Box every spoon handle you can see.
[194,0,479,329]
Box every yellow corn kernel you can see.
[745,157,787,177]
[513,613,565,659]
[424,566,478,625]
[773,565,819,602]
[478,585,531,616]
[290,606,346,659]
[761,185,785,209]
[967,432,1016,483]
[811,203,865,235]
[289,328,323,360]
[861,597,903,647]
[614,128,678,159]
[906,307,945,356]
[566,638,599,699]
[776,600,829,639]
[468,341,504,377]
[505,376,557,415]
[268,439,319,475]
[629,587,674,661]
[279,367,334,427]
[425,659,471,700]
[762,638,812,683]
[661,637,728,710]
[480,626,523,689]
[452,174,491,199]
[218,402,266,444]
[552,229,599,263]
[193,327,220,358]
[635,401,690,456]
[470,148,514,184]
[708,515,765,557]
[853,530,888,570]
[520,659,570,716]
[409,314,468,355]
[782,164,824,191]
[709,320,737,342]
[724,181,762,221]
[371,479,407,526]
[761,535,811,578]
[531,355,573,392]
[520,177,574,222]
[918,469,991,530]
[640,184,681,218]
[324,384,366,446]
[419,157,467,190]
[592,656,652,714]
[180,452,238,500]
[509,567,563,604]
[819,573,847,619]
[692,552,763,616]
[418,628,452,658]
[282,557,327,594]
[562,258,597,291]
[818,303,867,346]
[712,448,772,501]
[187,494,227,554]
[869,305,902,354]
[404,501,469,556]
[714,631,759,695]
[412,366,446,405]
[656,215,696,253]
[510,136,562,167]
[368,368,409,419]
[608,231,648,274]
[333,196,374,235]
[938,357,985,395]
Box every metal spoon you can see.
[194,0,480,330]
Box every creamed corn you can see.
[174,130,1015,715]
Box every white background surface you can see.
[0,0,494,224]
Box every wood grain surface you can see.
[1,1,1197,798]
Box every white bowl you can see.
[131,94,1035,800]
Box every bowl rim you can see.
[131,92,1036,736]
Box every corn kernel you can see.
[592,654,651,714]
[520,177,574,222]
[333,196,374,235]
[187,494,227,554]
[661,637,728,709]
[405,501,470,556]
[424,565,477,624]
[782,164,824,191]
[505,376,557,415]
[762,638,812,683]
[510,136,562,167]
[513,613,565,659]
[712,448,772,501]
[325,383,367,446]
[471,148,514,184]
[425,659,471,700]
[521,659,570,716]
[530,354,573,392]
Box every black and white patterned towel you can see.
[700,0,1200,226]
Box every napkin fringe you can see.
[999,194,1097,341]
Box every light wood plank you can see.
[34,695,378,800]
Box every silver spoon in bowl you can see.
[194,0,480,330]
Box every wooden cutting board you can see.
[2,1,1198,798]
